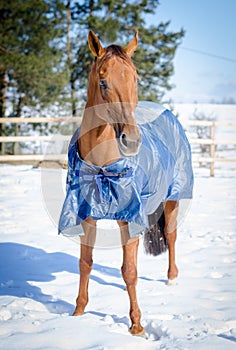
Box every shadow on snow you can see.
[0,242,124,315]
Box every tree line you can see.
[0,0,185,125]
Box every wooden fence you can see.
[0,117,236,176]
[183,120,236,176]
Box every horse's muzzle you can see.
[118,129,142,156]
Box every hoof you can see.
[72,305,85,316]
[166,278,177,286]
[129,324,146,336]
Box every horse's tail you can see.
[143,203,168,256]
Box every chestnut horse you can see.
[71,31,179,336]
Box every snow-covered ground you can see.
[0,163,235,349]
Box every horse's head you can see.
[86,30,141,157]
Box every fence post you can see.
[13,123,19,155]
[0,123,5,155]
[210,122,216,176]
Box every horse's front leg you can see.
[118,221,145,336]
[73,218,96,316]
[164,200,179,284]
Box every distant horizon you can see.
[170,100,236,105]
[165,98,236,105]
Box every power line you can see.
[180,46,236,63]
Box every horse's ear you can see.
[88,30,105,58]
[124,31,138,57]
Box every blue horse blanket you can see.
[58,103,193,237]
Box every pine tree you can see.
[0,0,68,125]
[0,0,185,124]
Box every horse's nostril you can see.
[121,133,128,147]
[119,131,142,156]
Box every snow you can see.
[0,163,236,350]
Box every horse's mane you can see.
[96,44,136,69]
[105,45,129,60]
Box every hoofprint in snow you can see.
[0,164,236,350]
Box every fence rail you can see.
[0,117,236,176]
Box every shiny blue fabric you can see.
[58,107,193,237]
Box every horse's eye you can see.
[99,79,107,89]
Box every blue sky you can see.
[149,0,236,103]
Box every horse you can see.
[59,30,193,336]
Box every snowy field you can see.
[0,163,236,350]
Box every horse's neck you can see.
[78,111,121,166]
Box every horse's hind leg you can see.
[73,218,96,316]
[118,221,145,336]
[164,200,179,283]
